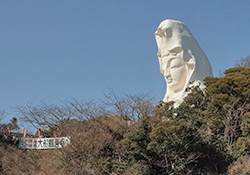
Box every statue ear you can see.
[186,63,194,70]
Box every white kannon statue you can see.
[155,19,213,106]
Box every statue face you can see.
[155,19,213,105]
[160,46,187,92]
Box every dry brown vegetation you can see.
[0,145,63,175]
[0,115,129,175]
[227,156,250,175]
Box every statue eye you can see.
[170,59,183,68]
[169,46,182,56]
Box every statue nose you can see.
[164,69,171,77]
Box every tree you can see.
[16,103,76,132]
[17,93,156,132]
[204,67,250,151]
[235,56,250,68]
[102,91,156,121]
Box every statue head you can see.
[155,19,213,106]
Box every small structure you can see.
[18,128,70,149]
[18,137,70,149]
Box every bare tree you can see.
[0,110,5,125]
[69,100,109,120]
[224,100,250,152]
[16,92,156,138]
[0,110,19,133]
[235,56,250,68]
[102,90,156,121]
[16,103,75,130]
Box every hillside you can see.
[0,67,249,175]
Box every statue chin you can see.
[167,81,185,93]
[155,19,213,107]
[164,80,206,107]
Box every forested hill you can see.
[0,65,249,174]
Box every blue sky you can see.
[1,1,250,120]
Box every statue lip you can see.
[165,76,172,83]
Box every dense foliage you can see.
[0,67,249,175]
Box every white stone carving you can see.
[155,19,213,106]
